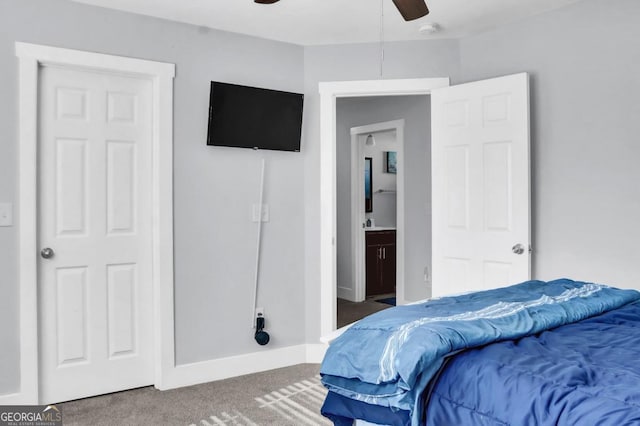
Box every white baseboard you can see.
[159,343,328,391]
[337,286,355,301]
[306,343,328,363]
[0,391,29,405]
[3,343,331,398]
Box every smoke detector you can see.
[419,23,440,35]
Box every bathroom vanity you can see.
[365,228,396,297]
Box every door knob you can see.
[40,247,55,259]
[512,244,525,255]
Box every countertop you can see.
[365,226,396,232]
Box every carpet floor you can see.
[59,363,330,426]
[56,297,396,425]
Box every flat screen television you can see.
[206,81,304,152]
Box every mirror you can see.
[365,157,373,213]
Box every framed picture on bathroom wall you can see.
[385,151,397,174]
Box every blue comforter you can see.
[320,279,640,425]
[427,299,640,425]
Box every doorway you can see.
[320,75,531,337]
[336,118,405,328]
[319,78,450,336]
[16,42,175,404]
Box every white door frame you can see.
[347,120,404,303]
[319,78,450,337]
[13,42,175,404]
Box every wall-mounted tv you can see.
[206,81,304,152]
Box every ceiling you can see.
[71,0,584,46]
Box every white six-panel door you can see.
[38,65,153,403]
[431,73,531,297]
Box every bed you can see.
[320,279,640,425]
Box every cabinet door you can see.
[365,244,381,297]
[380,243,396,294]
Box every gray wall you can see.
[336,96,432,303]
[4,0,637,398]
[303,40,461,341]
[0,0,305,395]
[304,0,640,344]
[459,0,640,289]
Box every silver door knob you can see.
[40,247,55,259]
[512,244,525,255]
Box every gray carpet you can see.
[56,297,393,425]
[59,364,330,426]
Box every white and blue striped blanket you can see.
[320,279,640,425]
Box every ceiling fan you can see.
[254,0,429,22]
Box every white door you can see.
[38,65,154,403]
[431,73,530,297]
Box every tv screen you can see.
[207,81,304,152]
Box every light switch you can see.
[0,203,13,227]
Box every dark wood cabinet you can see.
[365,230,396,297]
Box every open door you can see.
[431,73,531,297]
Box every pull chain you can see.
[379,0,385,78]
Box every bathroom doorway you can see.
[335,96,432,328]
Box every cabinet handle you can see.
[377,247,381,259]
[383,247,386,259]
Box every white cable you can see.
[251,158,266,328]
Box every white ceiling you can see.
[71,0,584,46]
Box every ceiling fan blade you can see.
[392,0,429,21]
[254,0,280,3]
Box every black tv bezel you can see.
[206,81,304,152]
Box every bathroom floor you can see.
[336,294,394,328]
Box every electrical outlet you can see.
[0,203,12,227]
[252,204,270,222]
[255,307,264,318]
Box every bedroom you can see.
[1,0,639,423]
